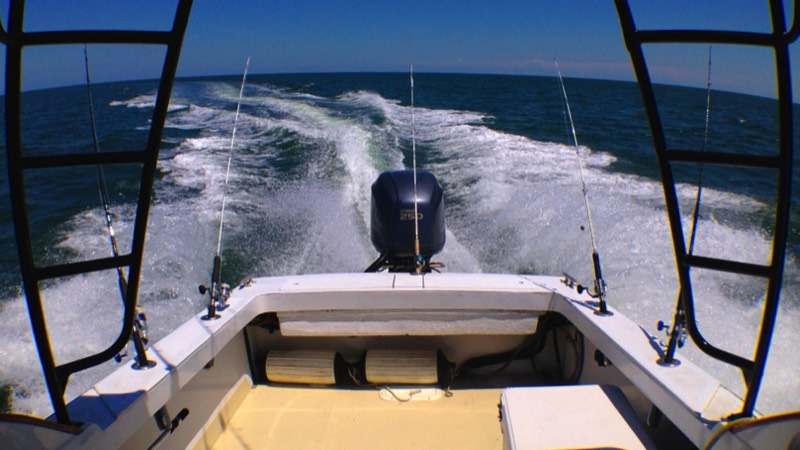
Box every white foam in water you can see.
[109,92,189,112]
[2,81,797,418]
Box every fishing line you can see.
[410,64,423,274]
[688,46,713,254]
[83,44,151,367]
[554,59,609,315]
[201,56,250,320]
[217,56,250,258]
[555,60,598,254]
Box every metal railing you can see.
[1,0,194,424]
[614,0,797,418]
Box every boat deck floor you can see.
[210,384,503,449]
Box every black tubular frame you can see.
[1,0,193,424]
[614,0,797,418]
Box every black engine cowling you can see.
[367,170,445,272]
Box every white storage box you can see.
[499,384,656,450]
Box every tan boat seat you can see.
[500,384,656,450]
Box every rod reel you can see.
[561,257,610,316]
[114,309,150,363]
[200,256,230,320]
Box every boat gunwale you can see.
[62,272,739,449]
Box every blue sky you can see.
[1,1,798,98]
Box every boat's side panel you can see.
[187,374,254,449]
[119,331,251,450]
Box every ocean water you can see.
[1,73,798,417]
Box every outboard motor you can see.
[366,170,445,272]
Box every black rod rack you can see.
[614,0,797,418]
[1,0,194,425]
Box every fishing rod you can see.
[410,65,424,274]
[646,46,715,429]
[554,60,610,316]
[83,45,153,368]
[200,56,250,320]
[659,46,713,366]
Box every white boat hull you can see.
[2,273,797,449]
